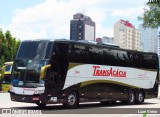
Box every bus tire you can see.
[127,90,136,104]
[36,103,46,107]
[63,91,79,108]
[136,91,144,104]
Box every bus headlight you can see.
[34,90,44,94]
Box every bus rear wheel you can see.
[127,90,136,104]
[136,91,144,104]
[63,91,79,108]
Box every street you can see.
[0,86,159,117]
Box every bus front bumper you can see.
[10,92,63,104]
[10,92,45,103]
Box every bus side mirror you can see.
[40,64,51,79]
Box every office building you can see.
[70,13,95,41]
[139,25,158,53]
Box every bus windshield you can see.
[11,40,53,87]
[16,40,52,59]
[5,65,12,72]
[12,59,49,87]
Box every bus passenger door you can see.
[45,61,62,96]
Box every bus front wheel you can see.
[63,91,79,108]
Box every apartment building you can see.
[114,20,141,51]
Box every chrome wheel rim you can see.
[138,93,143,102]
[68,94,76,105]
[129,93,135,103]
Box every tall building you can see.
[114,20,141,50]
[70,13,95,41]
[139,25,158,53]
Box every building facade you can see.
[139,25,158,54]
[114,20,141,51]
[70,13,95,41]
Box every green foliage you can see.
[143,112,147,117]
[0,30,21,67]
[138,3,160,28]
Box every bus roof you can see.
[54,39,158,55]
[4,62,13,65]
[21,39,158,56]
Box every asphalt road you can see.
[0,86,159,117]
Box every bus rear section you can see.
[1,62,13,92]
[10,40,159,108]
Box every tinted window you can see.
[16,41,53,59]
[126,52,158,69]
[69,44,90,64]
[69,43,158,69]
[142,54,158,69]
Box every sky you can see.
[0,0,148,40]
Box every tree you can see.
[5,31,12,48]
[138,3,160,28]
[0,31,5,66]
[0,30,21,67]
